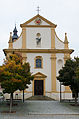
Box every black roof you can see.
[12,25,18,42]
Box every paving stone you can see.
[0,100,79,119]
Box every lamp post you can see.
[60,82,62,102]
[23,89,24,103]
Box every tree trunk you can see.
[10,93,13,112]
[23,89,24,103]
[75,92,77,105]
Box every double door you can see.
[34,80,43,95]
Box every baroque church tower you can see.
[4,13,74,100]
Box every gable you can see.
[33,72,47,78]
[20,14,57,28]
[27,18,49,25]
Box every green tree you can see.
[0,54,34,112]
[57,57,79,105]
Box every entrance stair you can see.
[26,96,55,100]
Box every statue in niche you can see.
[36,33,41,45]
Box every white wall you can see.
[13,35,22,49]
[55,35,64,49]
[56,53,65,92]
[26,28,51,49]
[26,53,51,92]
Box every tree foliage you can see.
[57,57,79,104]
[0,54,33,94]
[0,53,34,112]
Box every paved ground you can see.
[0,114,79,119]
[0,100,79,119]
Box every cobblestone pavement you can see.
[0,114,79,119]
[0,100,79,119]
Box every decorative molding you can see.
[3,49,74,56]
[51,54,56,92]
[34,17,42,25]
[64,33,69,49]
[55,32,64,43]
[33,72,47,78]
[20,25,56,28]
[20,14,57,28]
[50,56,57,59]
[46,91,72,93]
[22,27,26,63]
[64,90,72,93]
[8,32,13,49]
[17,90,72,94]
[22,27,26,49]
[32,72,46,96]
[51,28,55,49]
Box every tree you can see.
[57,57,79,105]
[0,54,34,112]
[75,66,79,98]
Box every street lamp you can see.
[60,82,62,102]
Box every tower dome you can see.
[12,25,18,42]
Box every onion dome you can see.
[12,25,18,42]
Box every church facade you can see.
[4,14,74,100]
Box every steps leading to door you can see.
[26,96,55,100]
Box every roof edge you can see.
[3,49,74,55]
[55,32,64,43]
[20,14,57,28]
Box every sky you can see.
[0,0,79,65]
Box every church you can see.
[3,13,74,100]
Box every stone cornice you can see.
[20,25,56,28]
[3,49,74,56]
[20,14,57,28]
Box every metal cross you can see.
[36,6,40,14]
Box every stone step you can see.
[26,96,55,100]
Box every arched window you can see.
[57,59,63,69]
[35,56,43,68]
[36,59,41,68]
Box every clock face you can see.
[35,18,42,25]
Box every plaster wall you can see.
[55,35,64,49]
[26,28,51,49]
[56,53,65,92]
[13,35,22,49]
[26,53,51,92]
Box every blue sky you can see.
[0,0,79,65]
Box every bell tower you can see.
[12,25,18,42]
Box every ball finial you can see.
[65,33,67,36]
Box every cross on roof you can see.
[36,6,40,14]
